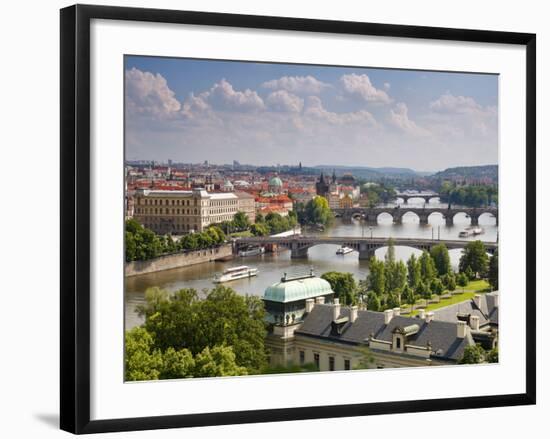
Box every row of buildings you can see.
[263,272,498,370]
[131,175,293,235]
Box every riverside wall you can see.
[125,243,233,277]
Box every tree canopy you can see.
[321,272,357,305]
[131,285,268,379]
[459,240,489,279]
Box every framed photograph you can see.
[60,4,536,434]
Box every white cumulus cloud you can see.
[125,68,181,119]
[340,73,391,104]
[266,90,304,113]
[389,102,429,136]
[304,96,376,125]
[199,79,265,112]
[262,75,329,95]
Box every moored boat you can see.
[238,245,265,257]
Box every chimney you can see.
[305,298,315,314]
[392,307,401,317]
[418,309,426,319]
[473,294,482,309]
[332,298,341,321]
[470,315,480,331]
[457,320,469,338]
[425,311,434,323]
[350,305,358,323]
[315,296,325,305]
[384,309,394,325]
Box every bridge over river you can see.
[332,206,498,226]
[235,236,498,260]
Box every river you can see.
[125,200,497,329]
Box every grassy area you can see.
[402,279,491,317]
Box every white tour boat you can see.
[336,246,354,255]
[459,226,485,238]
[213,265,259,283]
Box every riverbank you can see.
[125,243,233,277]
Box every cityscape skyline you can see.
[125,56,498,172]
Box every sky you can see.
[125,56,498,172]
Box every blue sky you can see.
[125,56,498,172]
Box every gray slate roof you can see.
[296,305,473,361]
[431,291,499,327]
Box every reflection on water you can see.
[125,200,497,329]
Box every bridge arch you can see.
[478,211,498,225]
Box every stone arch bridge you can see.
[333,206,498,226]
[235,236,497,260]
[394,192,441,204]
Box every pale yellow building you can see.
[134,188,254,235]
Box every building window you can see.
[313,353,320,369]
[344,359,351,370]
[329,356,335,371]
[396,337,401,349]
[299,351,305,365]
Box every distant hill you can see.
[314,165,418,180]
[431,165,498,181]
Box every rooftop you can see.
[263,274,334,303]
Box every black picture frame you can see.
[60,4,536,434]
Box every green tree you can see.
[125,327,163,381]
[367,258,386,295]
[193,345,248,377]
[138,285,268,374]
[486,347,499,363]
[402,284,416,313]
[419,250,436,284]
[459,240,489,279]
[250,223,270,236]
[443,273,457,292]
[160,347,195,379]
[459,344,486,364]
[430,244,451,276]
[303,196,332,225]
[488,250,498,290]
[233,211,250,231]
[430,278,445,296]
[321,272,357,305]
[366,292,382,311]
[407,254,422,290]
[457,272,469,290]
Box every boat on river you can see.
[336,246,354,255]
[459,226,484,238]
[213,265,259,283]
[238,245,265,257]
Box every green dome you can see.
[268,176,283,188]
[264,276,333,303]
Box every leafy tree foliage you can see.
[430,244,451,276]
[459,344,486,364]
[488,250,498,290]
[136,285,268,375]
[442,273,457,291]
[250,223,270,236]
[486,347,499,363]
[430,278,445,296]
[321,272,357,305]
[297,196,333,225]
[459,241,489,279]
[193,345,248,377]
[457,272,469,288]
[125,327,164,381]
[407,254,422,290]
[232,211,250,231]
[367,257,386,296]
[439,183,498,207]
[419,250,437,284]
